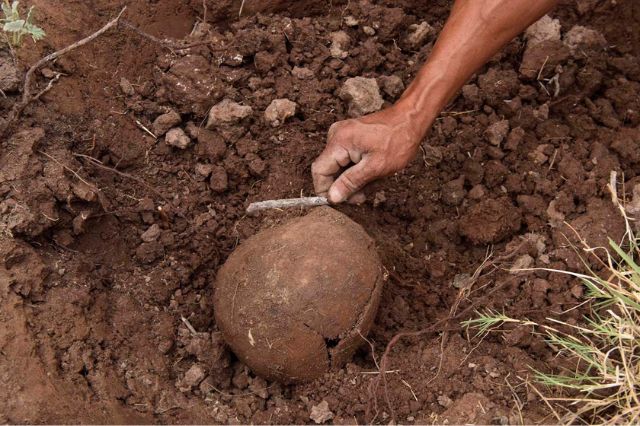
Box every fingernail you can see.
[328,187,346,204]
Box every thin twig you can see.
[33,72,63,101]
[36,150,98,191]
[135,119,157,139]
[239,0,247,17]
[180,315,197,336]
[118,20,212,51]
[246,196,328,214]
[73,153,168,202]
[0,7,127,138]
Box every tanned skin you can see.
[312,0,559,204]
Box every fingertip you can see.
[328,185,347,204]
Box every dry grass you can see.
[463,176,640,424]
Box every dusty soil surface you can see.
[1,0,639,423]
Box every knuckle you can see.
[341,173,360,192]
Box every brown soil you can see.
[1,0,639,423]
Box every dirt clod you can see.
[524,15,561,48]
[378,75,405,98]
[563,25,607,53]
[459,198,522,244]
[206,99,253,129]
[339,77,384,117]
[209,165,229,193]
[152,110,182,136]
[165,128,191,149]
[264,98,297,127]
[405,21,433,49]
[214,207,383,383]
[310,400,334,424]
[0,55,20,92]
[485,119,510,146]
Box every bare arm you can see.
[312,0,558,204]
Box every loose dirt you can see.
[1,0,639,423]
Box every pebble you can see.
[119,77,135,96]
[206,99,253,129]
[209,165,228,193]
[165,127,191,149]
[152,110,181,136]
[264,98,297,127]
[339,77,384,117]
[485,120,510,146]
[141,224,161,242]
[292,66,314,80]
[405,22,433,48]
[329,31,351,59]
[524,15,561,49]
[378,75,405,98]
[180,364,207,391]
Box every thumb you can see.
[328,160,373,204]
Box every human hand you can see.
[311,105,427,204]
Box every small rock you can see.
[344,15,359,27]
[223,53,244,66]
[452,273,472,289]
[195,129,227,160]
[533,103,549,121]
[520,39,570,79]
[339,77,384,117]
[72,181,97,202]
[119,77,135,96]
[373,191,386,208]
[135,241,164,263]
[442,176,466,206]
[485,120,510,146]
[152,110,181,136]
[0,56,21,92]
[437,395,453,408]
[329,31,351,59]
[209,165,228,193]
[41,68,56,79]
[462,84,481,105]
[529,144,551,165]
[468,184,486,200]
[264,98,297,127]
[505,127,525,151]
[179,364,207,392]
[563,25,607,54]
[195,163,213,177]
[510,254,534,273]
[524,15,561,48]
[292,66,314,80]
[206,99,252,129]
[378,75,405,98]
[405,22,433,48]
[422,144,443,165]
[141,224,161,242]
[165,127,191,149]
[363,26,376,36]
[310,400,334,424]
[570,284,584,298]
[246,154,267,177]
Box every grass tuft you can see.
[463,177,640,424]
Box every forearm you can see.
[397,0,558,137]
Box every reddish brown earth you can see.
[1,0,639,423]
